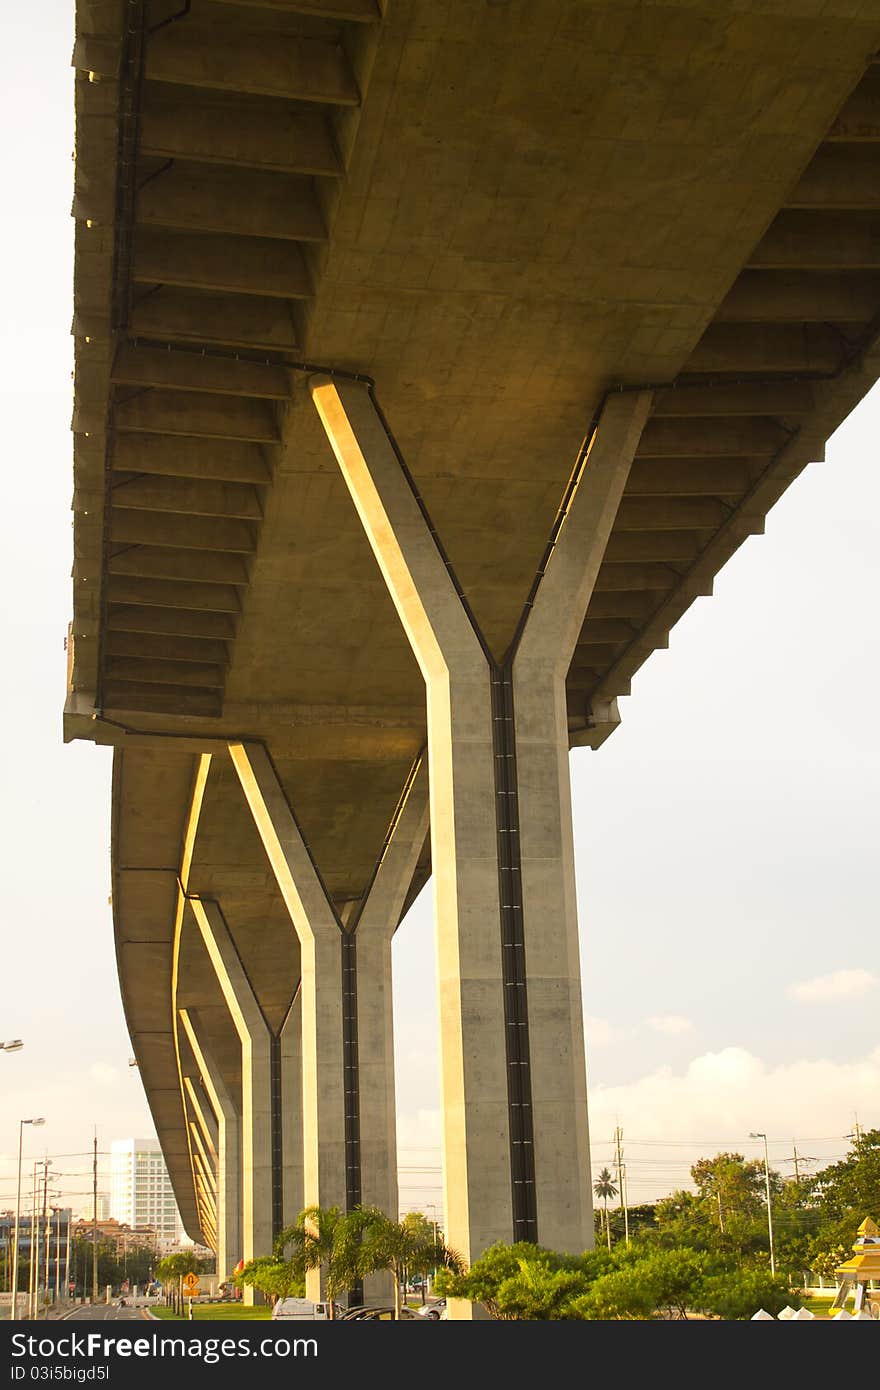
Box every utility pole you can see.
[614,1127,629,1245]
[92,1134,99,1305]
[64,1210,71,1302]
[29,1164,39,1319]
[41,1161,51,1308]
[54,1209,61,1305]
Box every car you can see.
[339,1305,424,1321]
[271,1297,330,1320]
[418,1300,446,1320]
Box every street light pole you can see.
[749,1131,776,1276]
[9,1118,44,1321]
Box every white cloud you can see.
[88,1063,120,1087]
[789,968,877,1003]
[586,1016,621,1048]
[646,1014,694,1036]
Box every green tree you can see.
[697,1267,802,1320]
[355,1207,462,1319]
[232,1255,305,1304]
[593,1167,618,1250]
[273,1206,363,1320]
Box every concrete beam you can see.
[653,382,816,417]
[111,475,263,521]
[136,165,327,243]
[133,229,312,302]
[637,418,790,459]
[717,270,880,323]
[103,683,221,718]
[750,210,880,270]
[106,576,243,614]
[210,0,380,19]
[106,632,229,667]
[131,287,301,353]
[113,391,280,445]
[140,89,342,176]
[110,510,257,554]
[789,146,880,209]
[615,498,728,531]
[112,434,272,485]
[827,69,880,141]
[604,531,703,563]
[107,547,250,586]
[112,344,291,399]
[626,459,752,497]
[108,604,236,641]
[106,657,225,689]
[592,562,679,592]
[145,26,360,106]
[686,323,846,374]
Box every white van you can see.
[271,1297,330,1320]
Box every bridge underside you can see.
[67,0,880,1305]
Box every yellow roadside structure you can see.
[830,1218,880,1317]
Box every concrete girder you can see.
[112,435,272,485]
[136,165,327,244]
[105,576,243,613]
[717,270,880,323]
[789,145,880,210]
[750,210,880,269]
[110,510,257,555]
[637,417,791,458]
[139,89,342,176]
[130,288,302,352]
[210,0,381,20]
[144,26,360,107]
[107,606,236,641]
[685,323,849,375]
[111,476,264,521]
[113,391,281,444]
[133,229,312,302]
[108,547,250,586]
[105,632,230,668]
[311,375,652,1306]
[112,344,292,399]
[626,459,754,498]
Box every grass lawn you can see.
[152,1303,272,1320]
[800,1296,836,1319]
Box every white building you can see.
[109,1138,184,1242]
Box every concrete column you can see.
[311,377,651,1288]
[229,741,429,1302]
[511,392,653,1250]
[280,990,304,1226]
[180,1007,242,1282]
[185,901,273,1300]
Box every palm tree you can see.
[593,1167,618,1250]
[354,1207,463,1319]
[274,1206,363,1320]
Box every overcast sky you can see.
[1,4,876,1227]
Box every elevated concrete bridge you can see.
[67,0,880,1312]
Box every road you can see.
[64,1303,153,1322]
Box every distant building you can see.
[109,1138,184,1242]
[74,1193,110,1223]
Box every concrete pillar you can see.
[228,742,428,1302]
[280,990,304,1226]
[185,902,274,1301]
[311,377,651,1292]
[180,1008,241,1283]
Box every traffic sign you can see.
[182,1273,200,1296]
